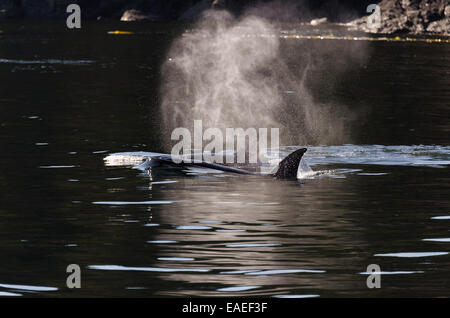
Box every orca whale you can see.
[138,148,307,179]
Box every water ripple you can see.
[93,201,173,205]
[359,271,424,275]
[88,265,210,273]
[374,252,449,258]
[0,283,58,292]
[217,286,260,292]
[151,180,178,185]
[0,58,95,65]
[273,294,320,298]
[157,257,195,261]
[0,291,22,296]
[225,243,281,248]
[422,238,450,242]
[220,270,260,275]
[176,225,212,230]
[245,269,325,275]
[39,165,77,169]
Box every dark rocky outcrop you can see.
[348,0,450,36]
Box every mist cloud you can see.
[160,8,366,150]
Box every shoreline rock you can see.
[120,9,157,21]
[347,0,450,36]
[310,17,327,26]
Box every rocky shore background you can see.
[348,0,450,36]
[0,0,449,36]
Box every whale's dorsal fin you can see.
[272,148,307,179]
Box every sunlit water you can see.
[0,21,449,297]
